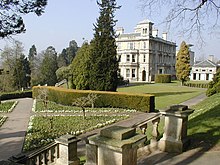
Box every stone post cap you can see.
[160,104,194,117]
[100,126,136,140]
[89,126,147,150]
[55,134,80,145]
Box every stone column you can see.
[159,105,194,153]
[86,126,146,165]
[55,134,80,165]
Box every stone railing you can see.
[10,135,80,165]
[8,105,193,165]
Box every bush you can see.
[206,69,220,97]
[184,82,209,88]
[155,74,171,83]
[32,86,155,112]
[0,90,32,101]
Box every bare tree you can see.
[139,0,220,41]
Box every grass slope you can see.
[188,93,220,150]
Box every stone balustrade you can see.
[9,135,80,165]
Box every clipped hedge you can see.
[184,82,209,88]
[32,86,155,112]
[155,74,171,83]
[0,90,32,101]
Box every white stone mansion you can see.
[116,20,176,82]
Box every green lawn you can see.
[118,82,205,109]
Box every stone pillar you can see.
[55,134,80,165]
[86,126,146,165]
[159,105,194,153]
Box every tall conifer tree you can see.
[89,0,120,91]
[175,41,191,85]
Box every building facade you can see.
[190,59,219,81]
[116,20,176,82]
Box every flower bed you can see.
[34,100,137,113]
[0,101,18,113]
[24,115,129,151]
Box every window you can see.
[195,69,198,71]
[143,42,146,49]
[118,55,121,62]
[143,28,147,34]
[126,69,130,78]
[193,73,196,80]
[126,55,130,62]
[202,69,206,72]
[117,43,121,50]
[132,69,136,78]
[128,42,134,49]
[132,54,135,62]
[143,54,146,62]
[209,69,212,72]
[206,74,209,80]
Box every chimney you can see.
[116,27,124,35]
[162,32,167,40]
[208,55,214,62]
[152,29,158,37]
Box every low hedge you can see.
[184,82,209,88]
[32,86,155,112]
[0,90,32,101]
[155,74,171,83]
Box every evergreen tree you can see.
[206,69,220,96]
[28,45,38,86]
[13,55,31,89]
[66,40,78,65]
[175,41,191,86]
[57,49,68,68]
[89,0,120,91]
[40,46,58,85]
[28,45,37,62]
[0,0,47,38]
[71,43,92,90]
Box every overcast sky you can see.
[0,0,219,60]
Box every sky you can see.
[0,0,219,60]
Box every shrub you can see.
[206,69,220,97]
[0,90,32,101]
[184,82,209,88]
[155,74,171,83]
[33,86,155,112]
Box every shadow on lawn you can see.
[146,91,196,97]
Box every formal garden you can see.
[1,81,220,163]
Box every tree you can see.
[0,0,47,38]
[206,68,220,96]
[28,45,39,86]
[175,41,191,85]
[66,40,79,65]
[140,0,220,41]
[56,66,71,88]
[28,45,37,62]
[13,55,31,89]
[71,42,92,90]
[40,46,58,85]
[0,41,30,91]
[89,0,120,91]
[57,49,68,68]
